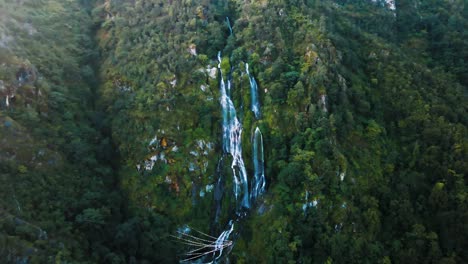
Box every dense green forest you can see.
[0,0,466,263]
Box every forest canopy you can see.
[0,0,466,263]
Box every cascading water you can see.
[213,221,234,258]
[213,157,225,224]
[218,52,250,210]
[246,63,261,119]
[250,127,265,202]
[178,18,267,263]
[246,62,266,203]
[225,17,233,36]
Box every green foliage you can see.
[1,0,467,263]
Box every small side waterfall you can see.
[246,61,266,204]
[226,17,233,36]
[214,157,225,224]
[246,63,261,119]
[250,127,265,202]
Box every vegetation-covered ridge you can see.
[0,0,123,262]
[1,0,467,263]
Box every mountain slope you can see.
[0,1,119,262]
[1,0,466,263]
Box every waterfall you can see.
[246,63,261,119]
[218,52,250,210]
[250,127,265,202]
[213,220,234,260]
[177,19,267,263]
[226,17,233,36]
[246,63,265,203]
[214,157,225,224]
